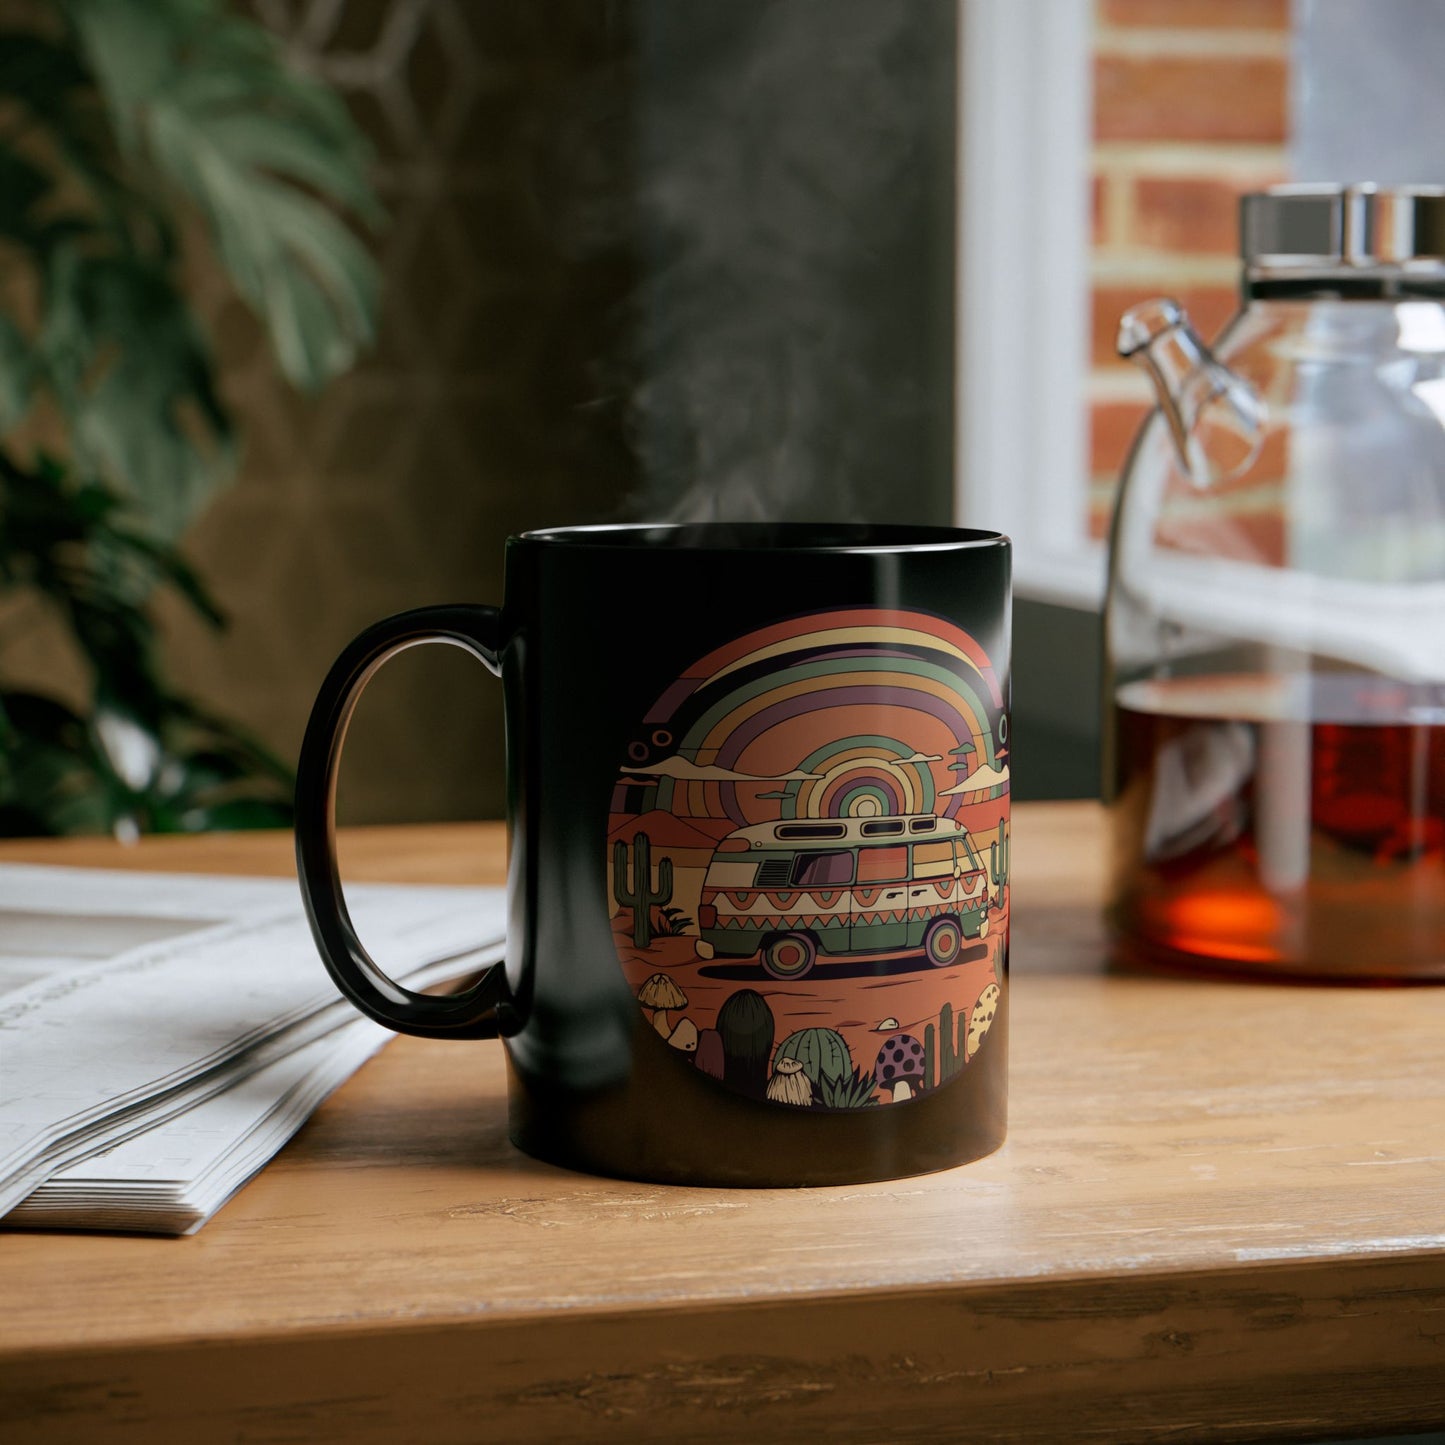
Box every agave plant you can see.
[0,0,380,835]
[818,1066,880,1110]
[652,904,695,937]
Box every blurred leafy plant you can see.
[0,0,380,835]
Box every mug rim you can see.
[515,522,1010,555]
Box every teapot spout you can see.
[1117,297,1264,487]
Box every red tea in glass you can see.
[1109,674,1445,980]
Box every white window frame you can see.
[956,0,1104,610]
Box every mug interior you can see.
[517,522,1006,554]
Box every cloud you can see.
[938,763,1010,796]
[832,752,941,769]
[621,750,940,784]
[620,755,821,783]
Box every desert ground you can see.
[612,895,1007,1096]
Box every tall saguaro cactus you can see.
[938,1001,963,1080]
[989,819,1010,893]
[924,1001,967,1090]
[613,832,674,948]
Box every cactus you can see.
[775,1028,851,1089]
[989,819,1010,891]
[938,1000,961,1081]
[612,831,673,948]
[717,988,775,1099]
[922,1002,969,1089]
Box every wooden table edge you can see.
[6,1239,1445,1362]
[6,1251,1445,1443]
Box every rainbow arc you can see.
[621,608,1006,826]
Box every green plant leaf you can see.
[165,699,294,785]
[0,672,296,838]
[0,316,32,427]
[0,30,157,255]
[64,0,381,392]
[0,452,219,734]
[0,689,115,836]
[35,247,234,537]
[0,148,51,246]
[177,797,292,832]
[0,33,90,117]
[108,525,225,626]
[0,1,362,837]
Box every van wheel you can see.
[923,916,963,966]
[762,933,817,980]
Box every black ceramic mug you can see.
[296,523,1011,1186]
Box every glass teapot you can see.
[1105,184,1445,980]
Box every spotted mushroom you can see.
[966,983,1000,1061]
[637,973,687,1036]
[765,1056,813,1107]
[874,1033,926,1102]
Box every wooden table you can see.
[3,803,1444,1444]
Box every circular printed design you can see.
[607,608,1009,1110]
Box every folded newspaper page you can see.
[0,865,506,1234]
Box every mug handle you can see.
[295,605,514,1040]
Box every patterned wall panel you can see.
[161,0,637,825]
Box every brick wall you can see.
[1088,0,1290,538]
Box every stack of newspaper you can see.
[0,864,505,1235]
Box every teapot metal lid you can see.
[1242,184,1445,273]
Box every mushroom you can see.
[695,1028,725,1079]
[966,983,1001,1061]
[637,973,687,1036]
[667,1017,699,1053]
[765,1056,813,1107]
[873,1033,926,1102]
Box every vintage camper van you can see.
[695,813,991,979]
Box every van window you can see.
[791,850,854,887]
[857,845,909,883]
[912,840,954,879]
[705,860,759,888]
[776,823,847,840]
[860,820,903,836]
[909,816,937,833]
